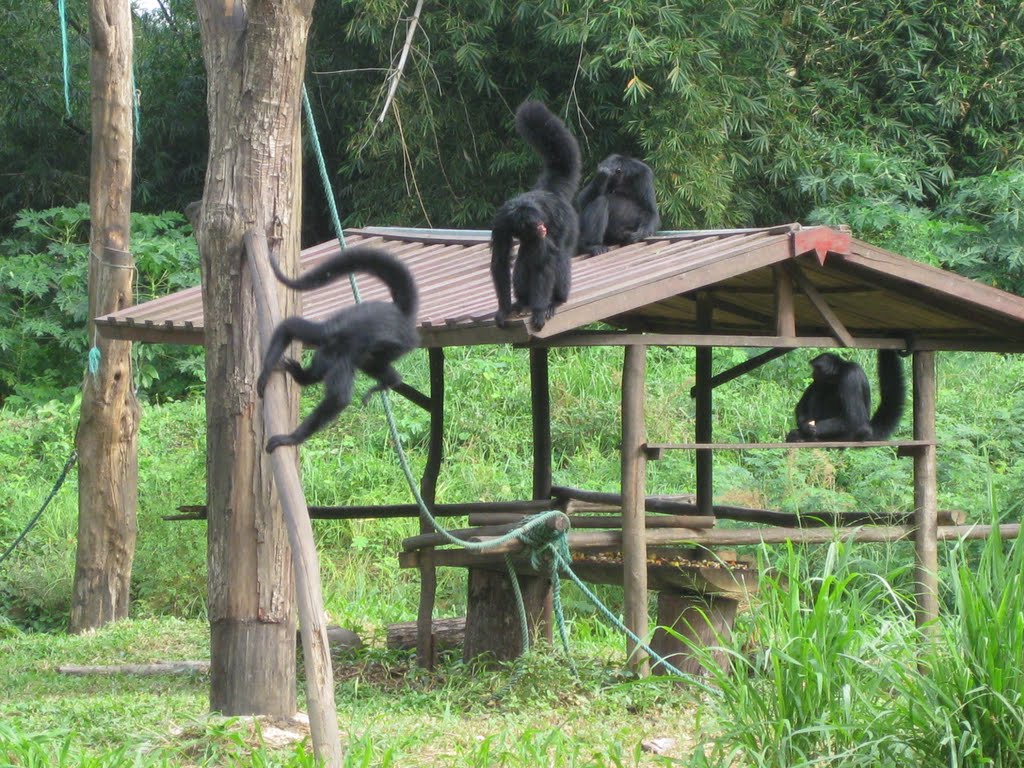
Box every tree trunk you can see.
[71,0,140,633]
[195,0,313,716]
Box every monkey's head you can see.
[507,204,548,241]
[596,153,652,193]
[809,353,843,382]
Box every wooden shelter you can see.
[99,223,1024,673]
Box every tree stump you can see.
[650,591,738,676]
[463,569,551,662]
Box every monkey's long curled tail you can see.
[869,349,906,439]
[515,100,582,202]
[269,246,419,319]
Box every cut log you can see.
[387,617,466,652]
[58,661,209,676]
[463,570,550,663]
[650,592,738,677]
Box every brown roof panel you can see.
[94,224,1024,351]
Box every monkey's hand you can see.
[256,371,270,398]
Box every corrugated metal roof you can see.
[95,224,1024,351]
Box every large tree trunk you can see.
[71,0,140,633]
[195,0,313,716]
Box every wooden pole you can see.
[695,294,714,517]
[416,348,445,668]
[621,344,649,674]
[244,231,341,766]
[71,0,140,633]
[913,351,939,635]
[530,346,554,640]
[531,347,553,499]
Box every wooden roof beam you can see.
[786,262,855,347]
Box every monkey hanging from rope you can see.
[786,349,905,442]
[256,247,419,453]
[490,99,582,331]
[576,154,660,257]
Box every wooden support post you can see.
[416,348,445,668]
[462,347,552,661]
[773,264,795,337]
[621,344,649,674]
[913,351,939,635]
[695,294,714,517]
[531,347,553,499]
[650,592,739,676]
[244,232,341,765]
[530,346,554,642]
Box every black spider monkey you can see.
[786,349,906,442]
[490,99,582,331]
[576,154,660,257]
[256,247,419,453]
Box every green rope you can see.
[299,87,691,682]
[57,0,71,116]
[0,451,78,566]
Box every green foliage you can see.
[0,206,203,407]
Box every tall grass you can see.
[684,511,1024,767]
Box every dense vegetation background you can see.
[1,1,1023,765]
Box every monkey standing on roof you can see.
[490,99,582,331]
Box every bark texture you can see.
[71,0,140,633]
[195,0,314,717]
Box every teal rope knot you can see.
[512,513,571,573]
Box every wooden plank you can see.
[786,262,855,347]
[402,515,570,551]
[536,332,910,349]
[688,348,791,398]
[847,241,1024,327]
[397,523,1022,569]
[468,512,716,529]
[646,440,934,456]
[913,351,939,636]
[621,344,649,674]
[533,236,793,338]
[551,485,695,510]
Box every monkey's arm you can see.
[490,228,515,326]
[576,170,611,211]
[787,383,821,440]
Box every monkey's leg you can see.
[280,352,329,387]
[528,263,558,330]
[360,363,403,405]
[265,359,355,453]
[257,317,325,397]
[579,196,610,257]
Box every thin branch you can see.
[376,0,424,124]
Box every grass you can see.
[2,345,1024,764]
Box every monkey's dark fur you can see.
[256,247,419,453]
[577,154,660,257]
[786,350,905,442]
[491,100,582,331]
